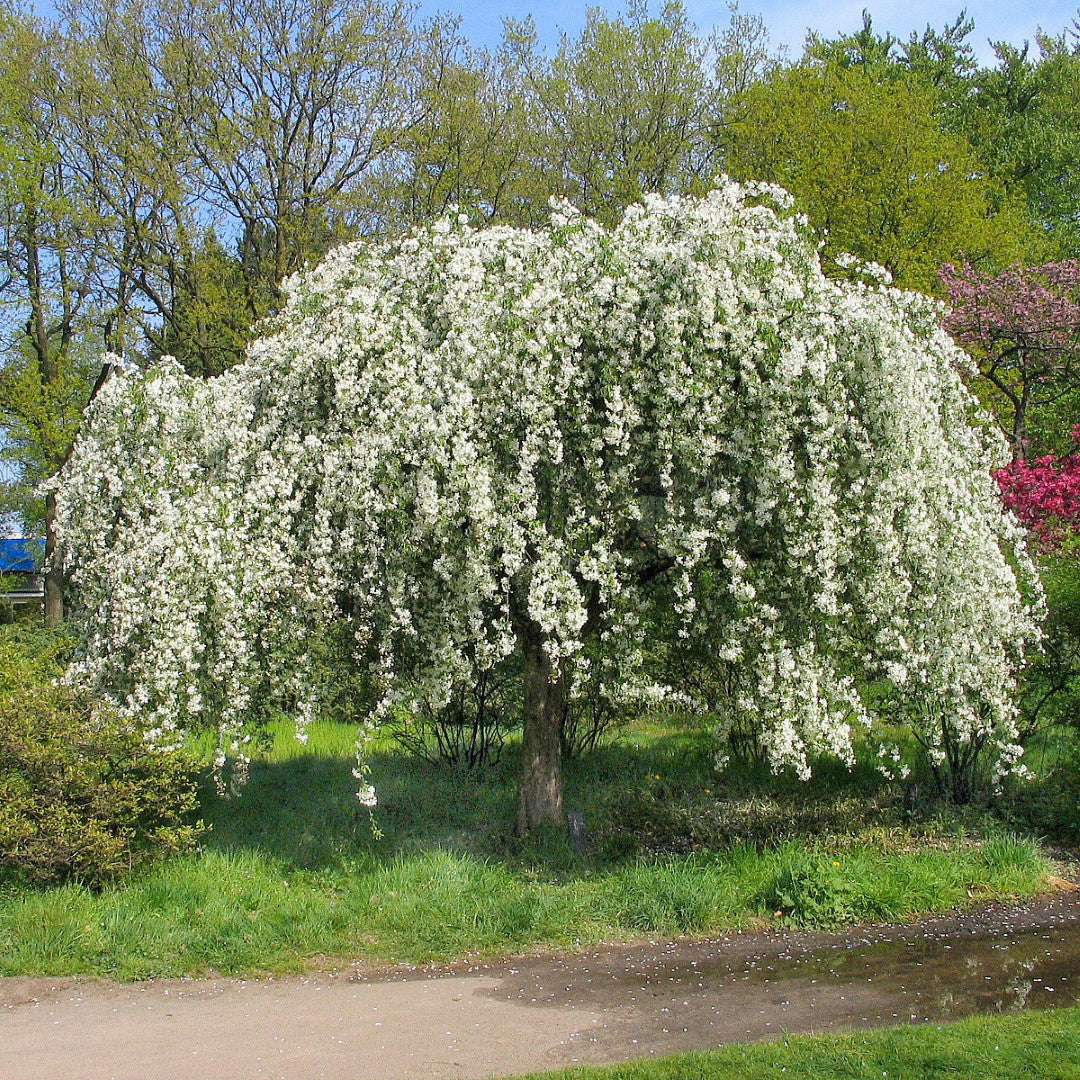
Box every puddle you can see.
[479,895,1080,1062]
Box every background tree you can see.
[158,0,437,316]
[964,33,1080,258]
[0,8,101,623]
[506,1,722,225]
[996,437,1080,750]
[803,9,978,108]
[709,3,779,135]
[995,434,1080,549]
[155,235,254,376]
[59,0,250,375]
[378,34,538,230]
[723,55,1033,291]
[941,260,1080,458]
[65,0,444,344]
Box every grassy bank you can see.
[515,1006,1080,1079]
[0,718,1055,980]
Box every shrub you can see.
[0,627,203,887]
[760,849,873,926]
[389,664,519,768]
[560,647,631,759]
[995,442,1080,551]
[1020,555,1080,740]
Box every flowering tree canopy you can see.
[940,260,1080,459]
[56,182,1039,829]
[996,426,1080,551]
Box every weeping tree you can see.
[56,181,1039,830]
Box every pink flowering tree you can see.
[995,427,1080,551]
[940,261,1080,460]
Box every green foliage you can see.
[803,10,979,116]
[560,679,630,759]
[0,626,204,887]
[0,341,100,530]
[383,37,539,230]
[298,622,377,729]
[1002,730,1080,839]
[759,848,874,925]
[758,833,1042,927]
[966,36,1080,258]
[0,9,101,533]
[1022,555,1080,738]
[723,59,1035,291]
[996,551,1080,839]
[156,234,255,377]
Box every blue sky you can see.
[27,0,1078,63]
[417,0,1079,65]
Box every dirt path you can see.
[3,894,1079,1080]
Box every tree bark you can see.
[1013,379,1030,461]
[43,490,63,627]
[515,630,566,835]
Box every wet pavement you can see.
[469,893,1080,1064]
[2,893,1078,1079]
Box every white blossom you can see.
[55,180,1040,791]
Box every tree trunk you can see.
[44,489,63,627]
[1013,380,1030,461]
[515,630,566,835]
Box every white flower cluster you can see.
[56,180,1040,787]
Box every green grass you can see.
[0,719,1058,980]
[513,1006,1080,1079]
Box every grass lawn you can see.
[514,1005,1080,1079]
[0,712,1062,984]
[0,717,1059,980]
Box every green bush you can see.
[1020,555,1080,738]
[0,627,204,887]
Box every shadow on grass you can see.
[198,732,698,869]
[196,726,904,877]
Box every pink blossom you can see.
[940,261,1080,458]
[995,447,1080,550]
[940,261,1080,354]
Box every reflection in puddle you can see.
[485,905,1080,1062]
[715,926,1077,1019]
